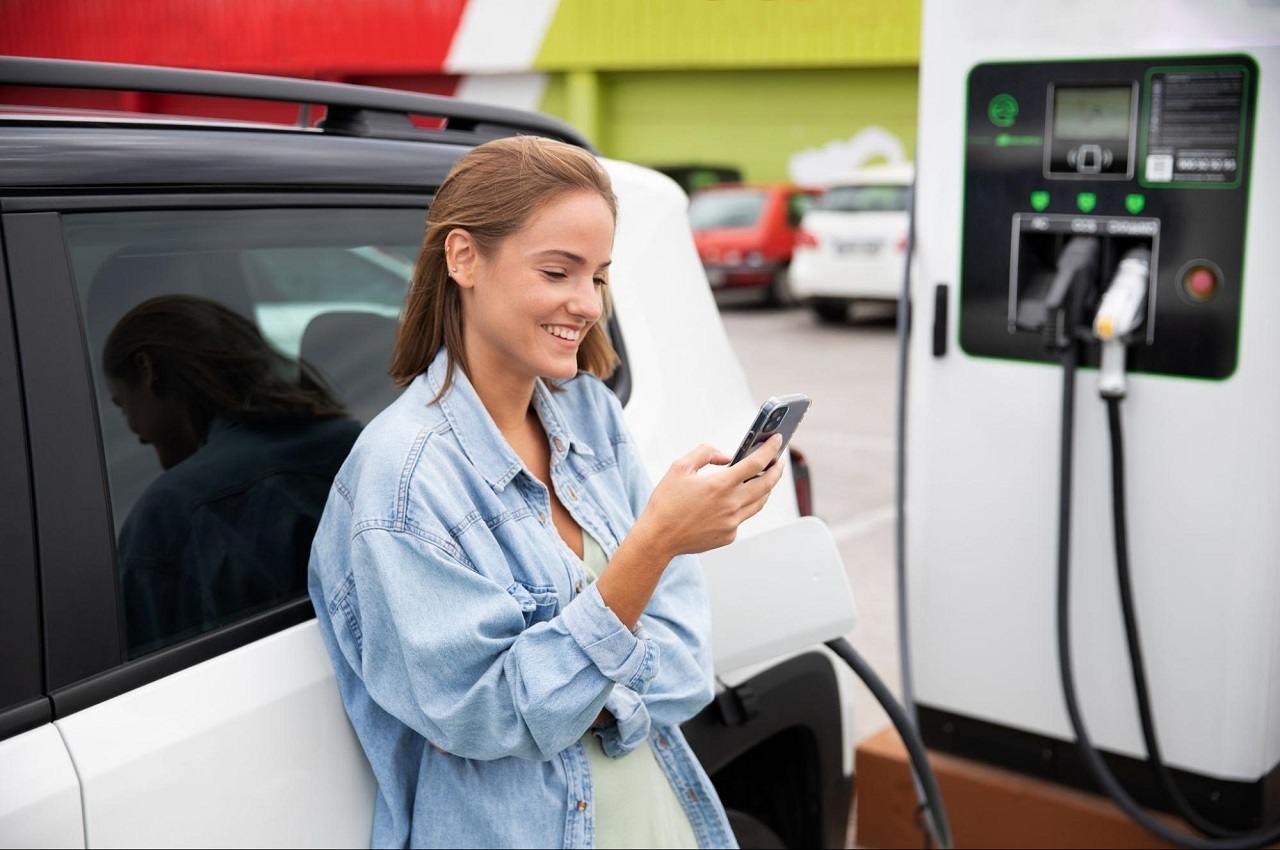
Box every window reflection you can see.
[62,207,425,658]
[102,296,362,656]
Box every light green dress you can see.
[578,530,700,850]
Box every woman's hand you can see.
[632,434,786,561]
[595,435,785,630]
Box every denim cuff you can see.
[562,583,660,692]
[593,685,651,758]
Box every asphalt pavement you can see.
[717,295,902,746]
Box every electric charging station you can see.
[905,0,1280,837]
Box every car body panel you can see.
[56,622,372,848]
[691,184,817,290]
[791,209,908,301]
[791,167,912,304]
[0,725,84,849]
[700,517,856,673]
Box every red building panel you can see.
[0,0,468,75]
[0,1,467,122]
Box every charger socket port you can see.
[1009,213,1159,346]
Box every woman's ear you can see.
[134,351,158,393]
[444,228,479,290]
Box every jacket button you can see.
[577,800,589,812]
[566,484,577,500]
[575,582,583,594]
[538,511,546,523]
[554,437,565,452]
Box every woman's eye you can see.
[594,278,608,288]
[541,270,568,280]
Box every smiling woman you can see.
[308,136,788,849]
[389,136,620,404]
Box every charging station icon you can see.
[988,93,1019,127]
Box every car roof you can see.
[0,57,590,195]
[0,122,470,192]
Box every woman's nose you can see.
[568,276,604,321]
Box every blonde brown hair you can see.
[390,135,620,400]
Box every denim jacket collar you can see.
[424,346,595,493]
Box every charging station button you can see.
[1183,265,1219,301]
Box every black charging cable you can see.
[1055,342,1280,849]
[1106,396,1245,839]
[825,637,954,849]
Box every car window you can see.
[61,207,422,659]
[688,189,767,230]
[786,193,816,227]
[818,184,910,213]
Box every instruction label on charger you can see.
[1145,68,1246,185]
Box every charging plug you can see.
[1094,247,1151,398]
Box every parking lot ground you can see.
[718,298,902,848]
[718,298,902,745]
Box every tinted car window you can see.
[818,185,910,212]
[688,189,767,230]
[61,208,422,658]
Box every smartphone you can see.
[730,394,812,478]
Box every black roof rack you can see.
[0,56,594,152]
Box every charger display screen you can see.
[1046,84,1135,178]
[1053,86,1132,140]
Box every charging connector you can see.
[1094,247,1151,398]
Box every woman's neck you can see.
[461,338,537,436]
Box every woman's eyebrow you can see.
[534,249,612,270]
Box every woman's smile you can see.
[542,323,584,348]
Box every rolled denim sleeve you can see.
[337,525,658,762]
[593,683,651,758]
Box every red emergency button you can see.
[1183,264,1219,302]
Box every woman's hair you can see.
[389,135,620,399]
[102,294,346,438]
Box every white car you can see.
[790,163,913,323]
[0,59,858,849]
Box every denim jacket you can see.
[308,346,737,849]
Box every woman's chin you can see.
[541,356,580,381]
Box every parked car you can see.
[689,183,820,306]
[790,164,913,323]
[651,163,742,196]
[0,58,857,849]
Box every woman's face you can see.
[107,358,200,470]
[452,189,613,383]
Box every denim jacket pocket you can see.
[506,580,561,627]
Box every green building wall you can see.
[532,0,920,184]
[539,67,918,183]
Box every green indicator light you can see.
[988,93,1019,128]
[1030,191,1050,212]
[1077,192,1097,213]
[1125,193,1146,214]
[997,134,1043,146]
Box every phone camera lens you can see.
[766,407,787,429]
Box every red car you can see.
[689,183,820,306]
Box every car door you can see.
[0,222,84,849]
[2,200,440,847]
